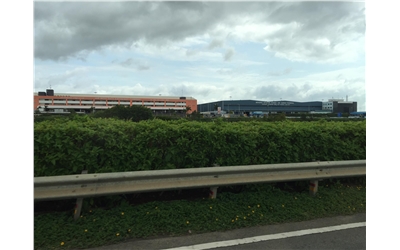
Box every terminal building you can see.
[34,89,197,114]
[197,98,357,116]
[324,98,358,114]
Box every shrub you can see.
[34,119,366,176]
[92,105,153,122]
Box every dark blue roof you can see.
[350,112,366,115]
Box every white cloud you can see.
[33,2,365,111]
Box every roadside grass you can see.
[34,178,366,250]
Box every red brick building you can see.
[34,89,197,114]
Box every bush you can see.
[34,118,366,177]
[92,105,153,122]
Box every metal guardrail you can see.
[34,160,366,201]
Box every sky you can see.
[34,1,366,110]
[3,1,399,248]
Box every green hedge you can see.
[34,117,366,177]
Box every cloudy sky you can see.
[34,1,366,110]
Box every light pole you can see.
[229,96,231,114]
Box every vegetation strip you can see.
[34,117,366,177]
[34,179,366,250]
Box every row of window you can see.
[39,100,186,106]
[39,99,185,102]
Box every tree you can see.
[185,106,192,117]
[93,105,153,122]
[35,106,42,114]
[188,110,203,120]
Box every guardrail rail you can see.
[35,160,365,201]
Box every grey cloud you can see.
[116,58,150,71]
[120,58,134,67]
[34,2,364,63]
[224,49,235,61]
[186,49,198,57]
[262,2,365,63]
[266,2,364,33]
[137,65,150,71]
[34,1,221,61]
[208,39,224,50]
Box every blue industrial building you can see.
[197,100,324,116]
[350,111,366,118]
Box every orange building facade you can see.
[34,89,197,114]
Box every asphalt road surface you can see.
[84,213,366,250]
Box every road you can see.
[84,213,366,250]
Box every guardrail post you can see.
[209,163,219,199]
[309,180,318,196]
[308,159,320,196]
[74,170,88,221]
[209,186,218,199]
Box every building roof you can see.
[34,92,196,100]
[350,111,366,115]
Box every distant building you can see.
[327,98,358,113]
[349,111,366,118]
[198,100,324,116]
[34,89,197,114]
[198,98,357,116]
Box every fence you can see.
[35,160,365,200]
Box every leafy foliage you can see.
[92,105,153,122]
[34,178,366,250]
[34,118,366,176]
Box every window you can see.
[67,99,81,105]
